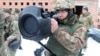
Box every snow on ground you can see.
[15,35,100,56]
[15,37,100,56]
[83,37,100,56]
[15,38,48,56]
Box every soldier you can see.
[3,8,13,41]
[11,8,20,21]
[79,6,94,29]
[5,8,21,56]
[15,8,20,14]
[0,8,6,56]
[5,19,21,56]
[45,0,87,56]
[79,7,93,53]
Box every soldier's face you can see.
[57,10,68,20]
[3,12,10,18]
[82,9,87,14]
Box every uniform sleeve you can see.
[79,15,82,21]
[9,17,13,34]
[7,21,20,43]
[79,15,83,23]
[53,25,87,52]
[88,15,94,28]
[5,16,13,34]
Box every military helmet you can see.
[15,8,20,13]
[54,0,75,10]
[83,6,88,11]
[3,8,11,14]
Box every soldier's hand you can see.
[51,19,58,33]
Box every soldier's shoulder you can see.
[88,14,92,18]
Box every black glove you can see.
[8,39,21,51]
[4,32,10,41]
[34,47,44,56]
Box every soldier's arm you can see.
[53,25,87,52]
[6,21,20,43]
[79,15,82,21]
[88,15,94,27]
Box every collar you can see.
[82,12,90,17]
[57,14,77,26]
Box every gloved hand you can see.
[8,39,21,51]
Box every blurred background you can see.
[0,0,99,27]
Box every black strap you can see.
[78,49,84,56]
[37,41,56,56]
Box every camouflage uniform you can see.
[7,20,21,56]
[46,0,87,56]
[6,11,21,56]
[4,16,13,35]
[79,7,93,29]
[11,14,19,21]
[11,8,20,21]
[3,8,13,40]
[0,9,6,56]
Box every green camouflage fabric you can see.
[46,16,87,56]
[11,14,19,21]
[7,14,21,56]
[79,12,93,29]
[4,15,13,36]
[3,8,12,38]
[54,0,75,10]
[0,9,7,56]
[3,8,11,14]
[0,9,4,47]
[15,8,20,14]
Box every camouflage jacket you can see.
[0,10,4,47]
[11,14,19,21]
[79,12,93,29]
[0,10,7,56]
[6,19,21,56]
[7,21,21,43]
[7,14,21,44]
[4,16,13,35]
[6,14,21,56]
[0,10,5,47]
[47,16,87,56]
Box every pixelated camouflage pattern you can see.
[79,12,94,29]
[0,9,7,56]
[54,0,75,10]
[3,8,11,14]
[7,14,21,56]
[46,17,87,56]
[4,16,13,35]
